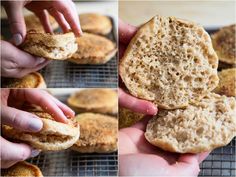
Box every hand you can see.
[1,40,50,78]
[1,89,75,168]
[119,118,209,176]
[119,19,157,115]
[2,0,82,46]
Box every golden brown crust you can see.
[21,31,77,60]
[214,68,236,96]
[120,15,218,109]
[211,24,236,64]
[25,14,59,32]
[69,33,117,64]
[2,161,43,177]
[67,89,118,115]
[72,113,118,153]
[79,13,112,35]
[119,107,144,129]
[1,72,46,88]
[2,111,80,151]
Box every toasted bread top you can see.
[25,14,58,32]
[79,13,112,34]
[211,24,236,64]
[1,72,46,88]
[214,68,236,97]
[74,113,117,147]
[70,33,116,60]
[68,88,117,109]
[2,161,43,177]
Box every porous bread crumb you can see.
[145,93,236,153]
[120,15,219,109]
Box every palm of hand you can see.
[119,120,208,176]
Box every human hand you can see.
[1,89,75,168]
[2,0,82,46]
[119,19,157,115]
[119,117,209,176]
[1,40,50,78]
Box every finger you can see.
[49,94,75,118]
[1,105,43,132]
[35,10,53,33]
[198,151,210,163]
[3,2,26,45]
[51,0,82,36]
[48,8,70,33]
[1,41,46,68]
[2,59,50,79]
[17,59,51,78]
[119,19,137,44]
[1,137,31,169]
[12,89,69,123]
[119,88,157,115]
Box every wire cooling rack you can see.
[198,28,236,176]
[199,138,235,177]
[27,150,118,176]
[1,17,118,88]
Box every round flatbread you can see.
[211,24,236,65]
[2,161,43,177]
[120,15,219,109]
[79,13,112,35]
[71,113,118,153]
[68,89,118,114]
[1,72,46,88]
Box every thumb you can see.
[1,105,43,132]
[0,137,32,168]
[4,2,26,45]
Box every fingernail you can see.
[146,104,158,115]
[30,149,41,158]
[36,57,46,64]
[28,118,43,132]
[13,33,23,46]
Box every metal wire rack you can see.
[198,29,236,176]
[199,138,235,177]
[1,17,118,88]
[27,150,118,176]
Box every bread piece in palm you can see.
[145,93,236,153]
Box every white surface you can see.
[48,88,84,96]
[1,1,118,32]
[119,1,236,28]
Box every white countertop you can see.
[1,1,118,31]
[119,1,236,29]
